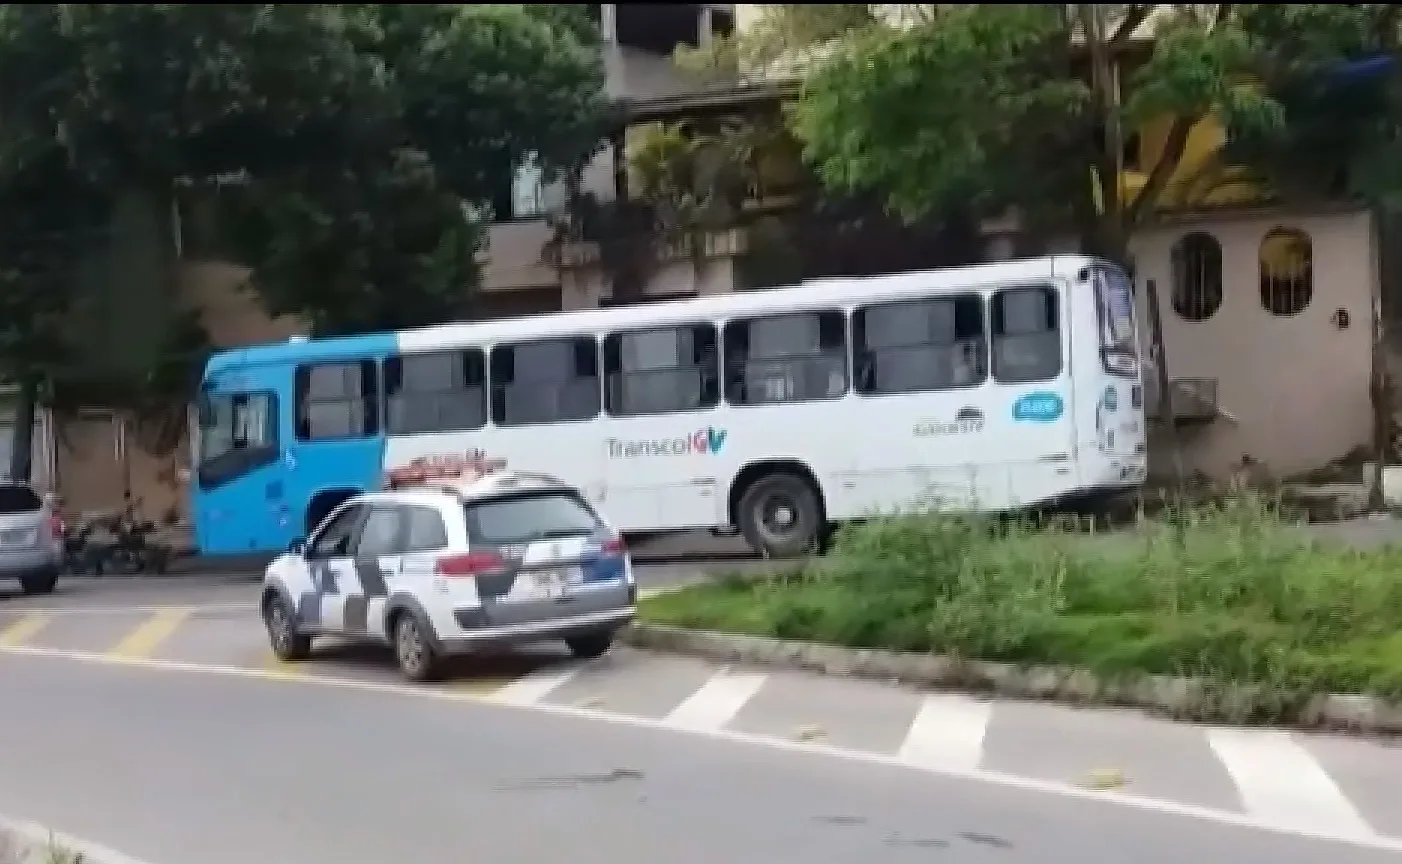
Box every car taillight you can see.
[435,550,504,577]
[600,536,626,556]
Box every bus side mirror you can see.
[288,537,306,555]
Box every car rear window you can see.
[463,491,603,545]
[0,485,42,514]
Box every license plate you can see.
[529,568,581,600]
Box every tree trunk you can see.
[8,377,37,484]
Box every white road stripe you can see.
[663,670,767,732]
[4,643,1402,853]
[488,665,582,706]
[1208,728,1373,839]
[897,693,993,772]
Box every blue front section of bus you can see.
[195,333,397,557]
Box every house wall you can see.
[1129,208,1376,478]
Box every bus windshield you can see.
[1091,265,1139,377]
[197,391,276,465]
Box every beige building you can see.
[1130,207,1376,480]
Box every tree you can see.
[0,4,613,477]
[739,4,1279,263]
[221,4,612,334]
[1223,5,1402,209]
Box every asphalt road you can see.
[3,654,1401,864]
[5,525,1402,864]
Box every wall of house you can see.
[1130,208,1376,478]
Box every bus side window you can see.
[853,295,986,395]
[385,349,487,434]
[991,285,1062,384]
[491,336,601,426]
[723,311,848,406]
[294,360,380,441]
[603,323,719,417]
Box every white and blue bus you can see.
[193,255,1146,559]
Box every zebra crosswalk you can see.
[3,602,1402,844]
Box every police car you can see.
[259,457,637,681]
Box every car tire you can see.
[393,610,442,682]
[19,571,57,596]
[736,472,824,559]
[565,631,614,659]
[263,592,312,661]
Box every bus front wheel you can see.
[736,472,823,559]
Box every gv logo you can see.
[1012,392,1065,423]
[690,426,728,454]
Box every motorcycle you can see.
[60,515,105,575]
[83,497,173,575]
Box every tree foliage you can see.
[0,3,613,342]
[0,4,610,476]
[687,4,1401,262]
[1225,4,1402,211]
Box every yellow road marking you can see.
[0,614,50,648]
[259,656,316,680]
[447,676,513,695]
[108,607,192,660]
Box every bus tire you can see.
[736,472,823,559]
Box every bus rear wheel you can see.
[737,472,823,559]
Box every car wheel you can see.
[565,631,614,659]
[393,611,442,682]
[19,571,57,596]
[263,593,312,661]
[737,472,824,559]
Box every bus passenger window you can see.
[490,336,600,426]
[294,360,380,440]
[853,296,986,395]
[385,350,487,434]
[992,286,1061,384]
[723,311,847,406]
[603,324,719,416]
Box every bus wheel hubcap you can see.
[762,496,798,537]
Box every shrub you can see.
[640,494,1402,719]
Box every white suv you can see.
[259,469,636,681]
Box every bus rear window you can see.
[1092,265,1139,376]
[464,492,603,545]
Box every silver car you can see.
[0,483,61,595]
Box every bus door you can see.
[986,282,1078,506]
[194,370,287,555]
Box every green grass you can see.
[640,495,1402,719]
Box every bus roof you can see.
[205,254,1107,376]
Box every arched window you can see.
[1259,227,1313,316]
[1170,232,1223,321]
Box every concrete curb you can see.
[0,813,162,864]
[621,623,1402,733]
